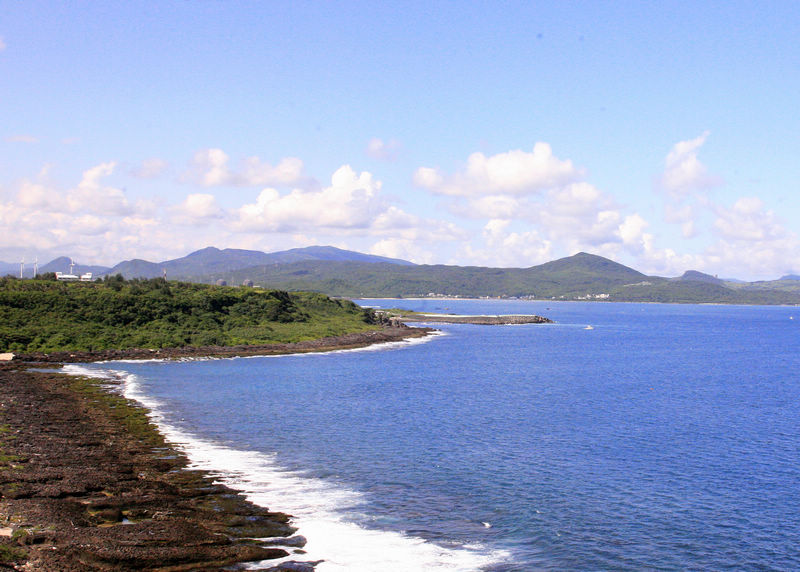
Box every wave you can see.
[61,356,509,571]
[96,330,445,365]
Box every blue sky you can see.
[1,1,799,279]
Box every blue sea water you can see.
[72,300,800,570]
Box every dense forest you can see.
[0,275,378,353]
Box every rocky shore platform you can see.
[0,325,432,570]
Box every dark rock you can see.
[261,535,307,548]
[264,560,322,572]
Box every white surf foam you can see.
[96,330,443,365]
[61,360,509,571]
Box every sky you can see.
[1,1,799,280]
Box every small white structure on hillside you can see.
[56,259,91,281]
[56,272,79,281]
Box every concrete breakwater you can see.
[398,314,553,325]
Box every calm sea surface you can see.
[74,300,800,570]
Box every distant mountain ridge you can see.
[0,257,111,278]
[40,257,111,277]
[675,270,724,285]
[3,247,800,304]
[106,245,414,280]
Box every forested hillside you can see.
[0,276,377,353]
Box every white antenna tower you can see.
[20,257,24,279]
[69,258,75,275]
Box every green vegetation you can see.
[207,253,648,298]
[203,253,800,305]
[0,544,27,565]
[0,276,378,353]
[67,374,168,448]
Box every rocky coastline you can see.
[8,325,433,363]
[0,325,433,570]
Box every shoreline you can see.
[0,325,433,570]
[9,325,434,363]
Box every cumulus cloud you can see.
[171,193,224,224]
[2,159,469,267]
[14,162,134,217]
[712,197,784,242]
[414,143,582,197]
[460,195,520,219]
[183,148,311,188]
[660,131,721,199]
[2,163,169,264]
[366,137,401,161]
[533,183,627,250]
[235,166,384,232]
[232,164,466,252]
[416,144,685,269]
[370,239,434,264]
[68,162,134,216]
[649,134,800,278]
[459,219,552,268]
[704,197,800,278]
[704,212,800,279]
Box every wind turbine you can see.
[19,257,24,279]
[33,258,38,278]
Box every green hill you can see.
[202,252,650,298]
[0,276,379,353]
[106,245,415,280]
[201,252,800,305]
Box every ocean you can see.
[67,300,800,570]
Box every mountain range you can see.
[3,246,800,304]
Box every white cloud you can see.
[235,165,384,232]
[660,131,721,198]
[233,165,466,251]
[370,239,434,264]
[713,197,784,242]
[617,213,649,247]
[183,148,311,188]
[68,162,134,216]
[535,183,625,250]
[704,197,800,278]
[4,134,38,144]
[461,195,520,219]
[16,179,60,210]
[366,137,401,161]
[461,219,552,268]
[242,156,309,186]
[15,162,134,217]
[171,193,224,224]
[415,143,583,197]
[132,158,169,179]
